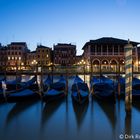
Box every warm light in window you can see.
[139,61,140,65]
[47,54,48,57]
[8,57,10,60]
[12,57,14,60]
[19,57,21,60]
[15,57,17,60]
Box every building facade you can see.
[36,45,52,66]
[26,51,37,66]
[82,37,140,72]
[6,42,29,70]
[0,45,7,69]
[54,43,76,66]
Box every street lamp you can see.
[80,59,86,82]
[32,60,38,73]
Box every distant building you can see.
[0,45,7,68]
[6,42,29,70]
[75,55,83,64]
[36,45,52,66]
[54,43,76,66]
[26,51,37,66]
[82,37,140,72]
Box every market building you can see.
[82,37,140,72]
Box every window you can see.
[114,46,118,52]
[120,46,124,52]
[108,46,113,52]
[97,46,101,52]
[102,45,107,53]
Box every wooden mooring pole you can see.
[125,40,133,114]
[117,60,121,98]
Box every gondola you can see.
[20,76,38,91]
[7,88,40,102]
[43,75,52,91]
[5,76,22,91]
[71,75,89,104]
[117,77,140,99]
[0,76,39,102]
[43,75,66,102]
[90,76,115,102]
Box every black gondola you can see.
[43,75,66,102]
[90,76,115,102]
[71,75,89,104]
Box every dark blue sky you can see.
[0,0,140,54]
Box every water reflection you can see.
[41,98,65,130]
[6,101,38,124]
[1,74,140,140]
[125,114,132,140]
[97,101,116,130]
[72,100,89,130]
[132,101,140,112]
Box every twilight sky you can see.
[0,0,140,54]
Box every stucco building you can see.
[54,43,76,66]
[6,42,29,70]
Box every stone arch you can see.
[92,59,100,65]
[101,59,109,65]
[110,59,118,65]
[120,59,125,65]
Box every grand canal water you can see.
[0,75,140,140]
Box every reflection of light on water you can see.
[78,75,90,88]
[137,75,140,79]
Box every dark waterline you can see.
[0,75,140,140]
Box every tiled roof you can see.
[10,42,27,45]
[54,43,76,47]
[37,45,51,49]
